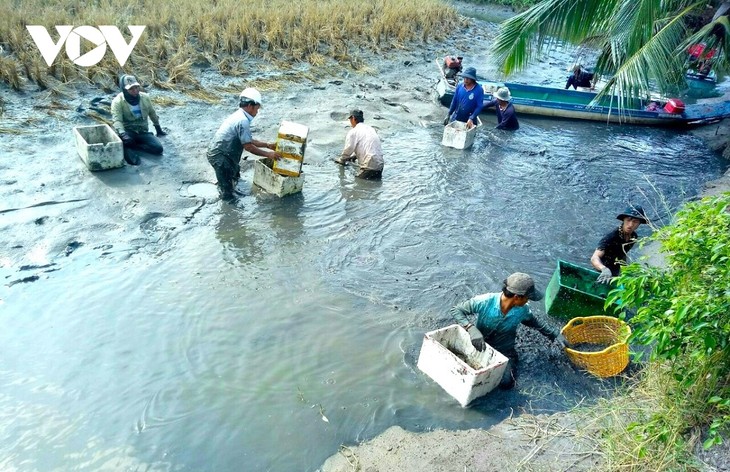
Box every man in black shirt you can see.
[590,206,649,283]
[565,65,595,90]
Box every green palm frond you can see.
[681,15,730,77]
[612,0,662,55]
[595,2,702,107]
[492,0,717,111]
[493,0,619,75]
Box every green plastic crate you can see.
[544,260,613,320]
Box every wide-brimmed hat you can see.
[461,67,478,81]
[494,87,512,101]
[616,205,648,224]
[504,272,544,301]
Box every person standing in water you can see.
[449,272,570,389]
[206,88,282,202]
[444,67,484,129]
[591,205,649,284]
[482,87,519,130]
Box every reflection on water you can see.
[0,112,727,471]
[216,204,265,266]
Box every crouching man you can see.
[334,109,384,180]
[111,74,167,166]
[449,272,570,389]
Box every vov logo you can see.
[26,25,145,67]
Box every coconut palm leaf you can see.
[493,0,713,110]
[595,10,689,113]
[596,2,703,106]
[681,14,730,76]
[492,0,619,76]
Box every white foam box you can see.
[73,124,124,171]
[274,120,308,177]
[441,117,482,150]
[417,324,508,407]
[253,158,304,197]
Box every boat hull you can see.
[436,77,730,127]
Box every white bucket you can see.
[417,324,508,407]
[441,117,482,150]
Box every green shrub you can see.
[608,192,730,449]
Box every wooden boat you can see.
[436,68,730,127]
[685,69,717,92]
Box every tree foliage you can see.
[607,192,730,447]
[492,0,730,105]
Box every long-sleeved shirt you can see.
[111,92,160,134]
[447,82,485,123]
[449,292,558,355]
[339,123,384,171]
[483,100,519,130]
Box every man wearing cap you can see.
[482,86,519,130]
[444,67,484,129]
[206,88,282,202]
[334,109,384,180]
[111,74,167,166]
[591,205,649,283]
[450,273,570,389]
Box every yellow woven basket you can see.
[561,316,631,378]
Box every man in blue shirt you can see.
[450,272,569,389]
[444,67,484,129]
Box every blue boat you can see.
[436,70,730,127]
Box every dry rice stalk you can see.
[246,77,286,92]
[0,57,21,91]
[184,89,221,104]
[214,84,244,94]
[0,127,29,135]
[85,111,113,126]
[33,100,72,111]
[152,96,186,107]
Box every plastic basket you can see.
[561,316,631,377]
[545,260,612,320]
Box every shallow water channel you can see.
[2,111,727,471]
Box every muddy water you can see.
[0,6,727,468]
[2,110,726,471]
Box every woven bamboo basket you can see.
[561,316,631,378]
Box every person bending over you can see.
[449,272,569,389]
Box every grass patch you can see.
[582,363,709,471]
[1,0,461,90]
[152,96,185,107]
[183,89,221,104]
